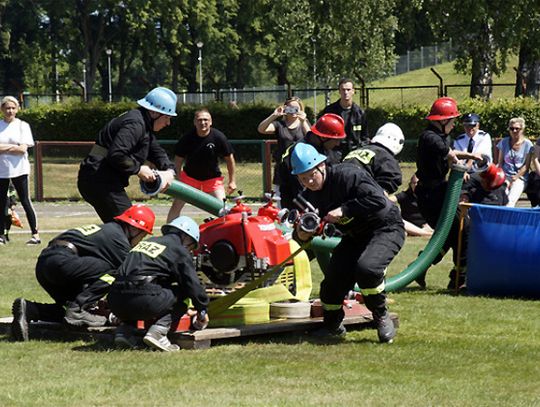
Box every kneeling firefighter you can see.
[108,216,209,352]
[290,143,405,343]
[11,204,155,341]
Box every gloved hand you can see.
[191,310,209,330]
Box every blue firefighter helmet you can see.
[161,216,200,248]
[137,87,178,116]
[290,143,327,175]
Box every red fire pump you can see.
[195,192,291,287]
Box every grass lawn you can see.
[1,205,539,406]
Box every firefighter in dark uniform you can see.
[343,122,404,195]
[290,143,405,343]
[277,113,345,210]
[415,97,483,288]
[11,204,155,341]
[78,87,177,222]
[320,78,369,157]
[108,216,209,352]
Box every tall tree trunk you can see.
[516,42,540,99]
[469,23,495,100]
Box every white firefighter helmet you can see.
[371,123,405,156]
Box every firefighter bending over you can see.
[108,216,209,352]
[290,143,405,343]
[11,204,155,341]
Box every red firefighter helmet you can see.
[426,97,460,121]
[114,204,155,234]
[480,164,506,191]
[311,113,346,139]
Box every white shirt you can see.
[0,118,34,178]
[453,129,493,161]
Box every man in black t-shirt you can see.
[167,108,236,221]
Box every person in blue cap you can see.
[78,87,177,222]
[453,113,493,175]
[290,143,405,343]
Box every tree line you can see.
[0,0,538,101]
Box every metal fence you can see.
[31,139,421,202]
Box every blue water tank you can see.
[467,204,540,298]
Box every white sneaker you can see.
[143,330,180,352]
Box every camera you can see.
[283,105,299,115]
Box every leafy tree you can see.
[514,3,540,98]
[425,0,519,99]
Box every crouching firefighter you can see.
[11,204,155,341]
[108,216,209,352]
[290,143,405,343]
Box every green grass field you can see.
[1,204,539,406]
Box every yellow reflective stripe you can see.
[344,149,375,165]
[100,274,115,285]
[361,281,386,295]
[321,301,342,311]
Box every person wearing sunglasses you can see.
[496,117,533,207]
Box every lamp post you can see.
[106,49,112,102]
[312,37,317,113]
[82,58,87,102]
[196,41,204,104]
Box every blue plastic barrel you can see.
[467,204,540,298]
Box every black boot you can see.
[364,293,396,343]
[11,298,29,341]
[311,308,346,339]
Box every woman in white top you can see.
[0,96,40,244]
[496,117,534,207]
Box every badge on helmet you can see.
[311,114,346,139]
[371,122,405,156]
[137,87,178,117]
[114,204,156,234]
[161,216,200,248]
[290,143,327,175]
[426,97,460,121]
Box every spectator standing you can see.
[320,78,369,157]
[0,96,40,245]
[496,117,533,207]
[78,87,177,222]
[167,108,236,222]
[257,96,311,197]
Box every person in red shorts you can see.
[167,108,236,221]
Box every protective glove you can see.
[191,310,209,330]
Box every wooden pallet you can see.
[1,312,399,350]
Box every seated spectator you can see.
[525,137,540,207]
[496,117,533,207]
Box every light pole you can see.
[312,37,317,113]
[106,49,112,102]
[196,41,204,104]
[82,58,87,102]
